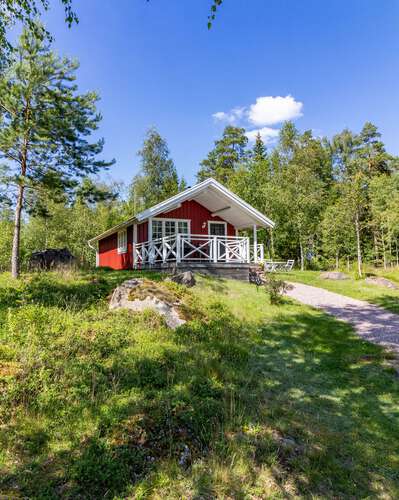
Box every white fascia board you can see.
[136,178,275,228]
[136,178,214,222]
[87,217,137,244]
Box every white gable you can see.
[136,178,274,230]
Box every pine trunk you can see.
[335,250,339,271]
[11,184,25,279]
[354,211,362,277]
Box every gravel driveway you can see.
[286,282,399,354]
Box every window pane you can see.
[152,220,162,240]
[210,223,226,236]
[118,229,127,253]
[178,221,188,234]
[165,220,176,237]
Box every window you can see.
[209,222,226,236]
[164,220,176,237]
[151,219,190,240]
[178,221,189,234]
[152,220,163,240]
[117,229,127,254]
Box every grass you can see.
[0,269,398,498]
[276,268,399,314]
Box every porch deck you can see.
[133,234,264,269]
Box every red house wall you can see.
[137,221,148,244]
[98,225,133,269]
[157,200,235,236]
[97,200,235,269]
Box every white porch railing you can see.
[133,234,264,267]
[250,243,264,263]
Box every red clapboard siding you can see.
[137,221,148,244]
[157,200,235,236]
[97,200,236,270]
[98,225,133,270]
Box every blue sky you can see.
[13,0,399,186]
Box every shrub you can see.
[263,274,291,305]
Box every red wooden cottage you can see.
[88,178,274,278]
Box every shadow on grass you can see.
[371,294,399,315]
[1,303,399,498]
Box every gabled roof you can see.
[88,178,274,243]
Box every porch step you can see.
[151,262,261,281]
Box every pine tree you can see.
[253,132,267,162]
[129,127,180,210]
[0,26,113,277]
[197,126,249,184]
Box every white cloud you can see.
[212,107,246,124]
[245,127,279,144]
[248,95,303,126]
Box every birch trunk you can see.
[381,228,387,270]
[354,211,362,277]
[270,227,274,259]
[299,239,305,271]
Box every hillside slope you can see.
[0,270,398,498]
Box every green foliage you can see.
[197,125,249,184]
[1,270,399,497]
[129,127,182,211]
[262,274,290,305]
[0,26,113,276]
[0,1,77,66]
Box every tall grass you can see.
[0,270,398,498]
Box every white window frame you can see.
[208,220,227,236]
[117,229,127,254]
[151,218,191,240]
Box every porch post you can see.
[213,236,218,263]
[253,224,257,263]
[148,218,153,264]
[133,224,137,268]
[176,233,181,263]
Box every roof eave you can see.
[88,217,137,244]
[136,178,275,228]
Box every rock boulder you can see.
[365,276,398,289]
[109,279,186,329]
[320,271,349,280]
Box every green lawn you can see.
[0,269,399,498]
[276,269,399,314]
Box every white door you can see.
[209,222,227,261]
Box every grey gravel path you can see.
[285,282,399,354]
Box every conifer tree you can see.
[0,26,113,277]
[197,126,249,184]
[253,132,267,162]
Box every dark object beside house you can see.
[29,248,76,271]
[170,271,196,287]
[249,268,265,286]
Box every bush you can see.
[263,274,291,305]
